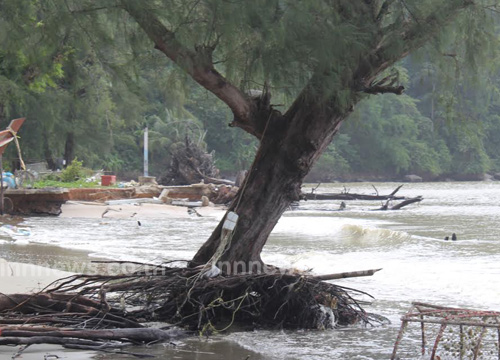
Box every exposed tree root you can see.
[157,136,220,186]
[0,263,382,353]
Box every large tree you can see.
[1,0,499,336]
[4,0,495,268]
[114,0,493,269]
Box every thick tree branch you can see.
[120,1,256,136]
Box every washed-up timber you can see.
[303,185,406,201]
[0,262,384,354]
[376,196,423,210]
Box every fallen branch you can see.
[0,327,184,343]
[389,196,422,210]
[0,293,142,328]
[377,196,422,210]
[389,184,404,196]
[310,182,321,194]
[0,336,122,347]
[0,336,155,358]
[303,184,405,201]
[309,268,382,281]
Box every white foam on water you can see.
[6,182,500,360]
[20,215,220,263]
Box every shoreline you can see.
[308,178,500,183]
[0,202,267,360]
[0,257,73,294]
[60,201,226,219]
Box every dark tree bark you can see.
[0,103,4,124]
[121,0,474,270]
[43,130,56,170]
[192,87,359,265]
[64,132,74,167]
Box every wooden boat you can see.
[0,118,25,155]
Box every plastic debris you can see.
[0,224,31,236]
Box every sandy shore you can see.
[60,201,226,219]
[0,200,226,294]
[0,257,73,293]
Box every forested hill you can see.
[0,2,498,182]
[308,57,500,182]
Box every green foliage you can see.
[33,179,100,189]
[306,148,351,183]
[60,158,84,182]
[186,89,258,175]
[0,0,498,184]
[339,93,436,176]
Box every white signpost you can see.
[144,127,148,177]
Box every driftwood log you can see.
[0,327,183,342]
[303,184,406,201]
[309,268,382,281]
[0,326,181,357]
[296,184,423,211]
[376,196,423,210]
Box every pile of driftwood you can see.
[0,262,383,355]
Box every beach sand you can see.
[60,201,226,219]
[0,257,72,293]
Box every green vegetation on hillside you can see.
[0,1,498,182]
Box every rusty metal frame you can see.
[391,302,500,360]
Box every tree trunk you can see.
[122,0,474,272]
[192,94,357,269]
[64,132,74,167]
[43,130,56,170]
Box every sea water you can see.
[2,182,500,359]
